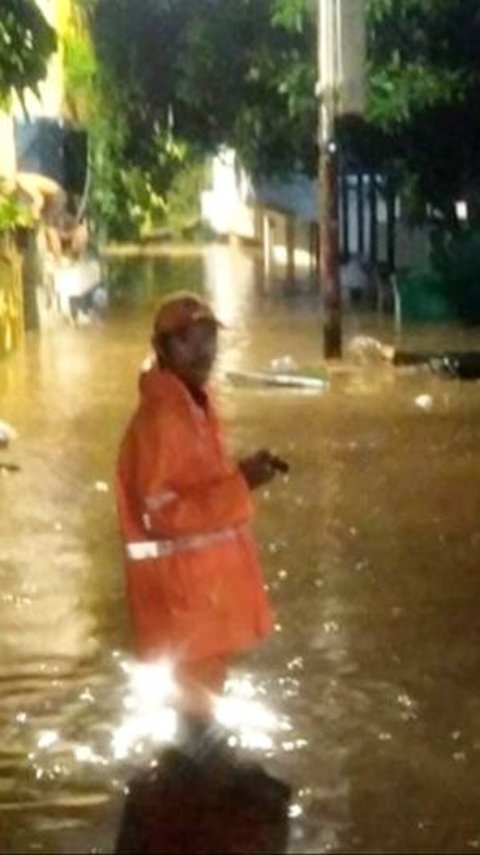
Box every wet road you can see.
[1,245,480,853]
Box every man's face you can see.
[159,319,219,388]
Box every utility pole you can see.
[318,0,341,359]
[317,0,366,359]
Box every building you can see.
[201,147,429,300]
[0,0,97,353]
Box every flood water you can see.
[1,244,480,853]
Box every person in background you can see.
[340,253,370,305]
[43,193,89,262]
[14,171,62,223]
[116,291,288,744]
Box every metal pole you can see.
[318,0,342,359]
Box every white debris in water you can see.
[415,394,434,411]
[0,420,17,442]
[0,419,18,439]
[37,730,59,749]
[322,620,339,634]
[397,693,414,708]
[347,335,388,362]
[140,351,156,373]
[74,745,98,764]
[79,688,95,703]
[270,355,298,373]
[94,481,109,493]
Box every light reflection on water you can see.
[1,245,480,852]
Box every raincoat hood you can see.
[139,364,187,402]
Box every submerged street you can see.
[1,245,480,853]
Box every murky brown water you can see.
[1,245,480,853]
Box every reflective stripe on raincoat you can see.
[116,366,273,662]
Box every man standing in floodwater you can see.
[116,291,288,735]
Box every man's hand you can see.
[238,449,289,490]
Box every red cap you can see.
[153,291,223,338]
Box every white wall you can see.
[202,149,429,271]
[13,0,64,119]
[201,149,256,239]
[0,113,17,181]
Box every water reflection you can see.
[115,743,291,855]
[203,243,261,328]
[1,245,480,852]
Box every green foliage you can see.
[358,0,480,234]
[63,29,98,122]
[91,0,317,178]
[61,5,121,235]
[271,0,307,32]
[88,94,193,239]
[0,0,56,106]
[367,0,477,124]
[163,158,206,239]
[0,184,33,233]
[88,98,129,237]
[62,1,201,239]
[369,63,468,126]
[84,0,480,249]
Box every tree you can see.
[0,0,57,106]
[365,0,480,230]
[81,0,317,236]
[91,0,316,172]
[172,0,317,175]
[361,0,480,322]
[88,0,480,240]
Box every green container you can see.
[442,232,480,324]
[397,269,454,322]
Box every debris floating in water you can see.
[226,369,328,391]
[415,394,434,411]
[0,462,20,474]
[347,335,388,363]
[0,420,17,448]
[269,355,298,373]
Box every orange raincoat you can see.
[116,366,273,663]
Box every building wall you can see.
[202,149,430,274]
[201,149,257,240]
[17,0,69,119]
[0,114,17,182]
[0,0,76,344]
[0,0,69,182]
